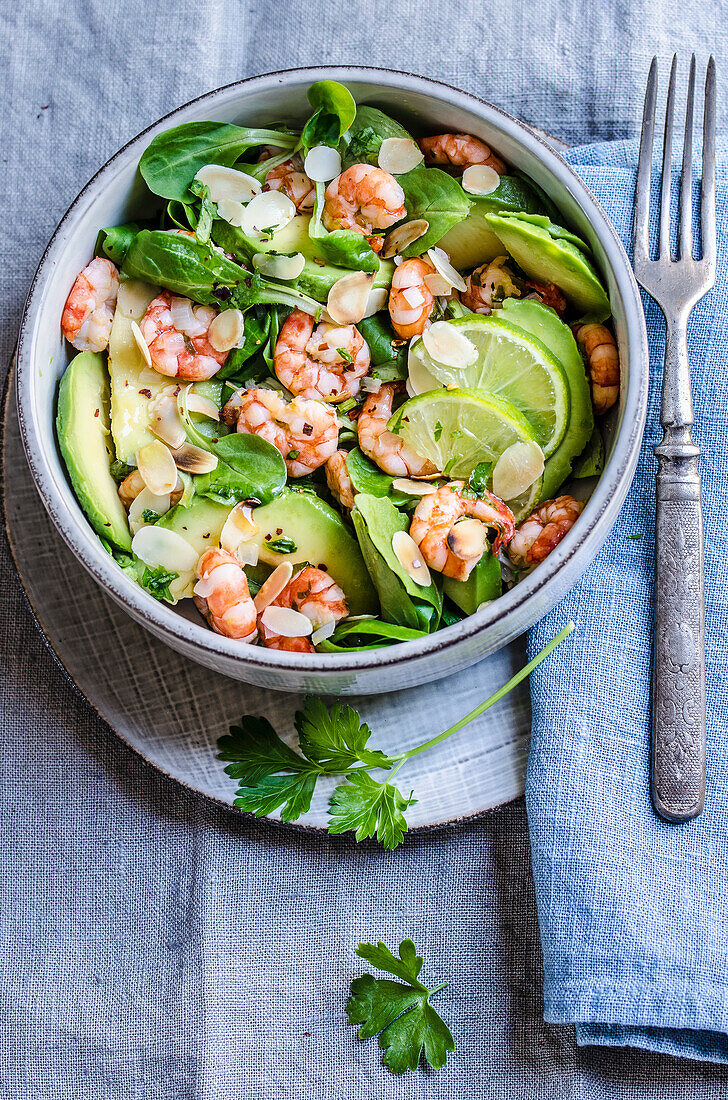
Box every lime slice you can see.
[388,389,538,480]
[409,315,569,458]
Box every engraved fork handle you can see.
[652,315,706,821]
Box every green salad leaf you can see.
[95,222,148,265]
[317,229,379,272]
[139,122,298,201]
[301,80,357,151]
[342,105,413,167]
[395,166,472,255]
[347,939,454,1073]
[357,314,408,379]
[315,618,429,652]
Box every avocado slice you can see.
[247,489,378,616]
[108,278,167,464]
[485,212,611,321]
[156,496,231,601]
[572,425,605,479]
[56,351,132,552]
[438,177,544,270]
[213,215,394,303]
[443,550,502,616]
[501,299,594,499]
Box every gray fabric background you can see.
[1,1,726,1096]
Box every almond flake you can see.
[194,164,262,204]
[426,247,467,292]
[130,320,152,368]
[311,619,336,645]
[136,440,178,495]
[208,308,245,353]
[186,393,220,420]
[391,478,440,496]
[170,443,218,475]
[131,526,198,572]
[220,503,258,553]
[381,219,429,259]
[377,137,424,175]
[447,518,488,560]
[252,252,306,281]
[392,530,432,586]
[304,145,342,182]
[327,271,375,325]
[260,605,313,637]
[462,164,501,195]
[253,561,294,612]
[241,191,296,238]
[491,440,544,501]
[422,321,478,369]
[149,393,186,449]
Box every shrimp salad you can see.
[55,80,618,655]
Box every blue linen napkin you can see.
[527,138,728,1063]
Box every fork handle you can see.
[653,320,706,821]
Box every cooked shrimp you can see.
[193,548,257,641]
[61,257,119,352]
[139,292,227,381]
[273,309,370,402]
[229,387,338,476]
[259,566,348,652]
[410,482,515,581]
[357,383,437,477]
[389,257,436,339]
[418,134,506,175]
[524,280,567,317]
[117,469,182,510]
[323,164,406,251]
[461,256,521,314]
[574,323,620,415]
[325,450,356,510]
[508,495,584,570]
[263,153,315,213]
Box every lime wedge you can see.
[387,389,538,480]
[409,315,569,458]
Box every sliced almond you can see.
[377,137,424,175]
[426,247,467,293]
[220,503,258,553]
[391,478,440,496]
[311,619,336,645]
[381,219,429,259]
[149,393,186,449]
[216,198,247,228]
[128,486,172,534]
[253,561,294,612]
[130,320,153,368]
[392,530,432,586]
[252,252,306,281]
[186,392,220,420]
[362,286,389,319]
[491,440,544,501]
[462,164,500,196]
[304,145,341,182]
[208,308,245,353]
[241,191,296,238]
[407,338,440,396]
[260,605,313,637]
[137,440,178,495]
[447,518,488,561]
[422,321,478,369]
[131,525,198,572]
[170,443,218,475]
[326,271,375,325]
[194,164,262,204]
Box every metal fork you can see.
[634,55,716,822]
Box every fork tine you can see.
[701,55,717,267]
[678,55,696,259]
[634,57,658,263]
[659,55,678,258]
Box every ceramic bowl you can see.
[16,66,648,695]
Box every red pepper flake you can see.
[302,422,313,436]
[93,408,100,418]
[317,563,327,571]
[139,388,152,398]
[276,527,283,536]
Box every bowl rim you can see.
[16,64,649,675]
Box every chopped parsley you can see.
[337,347,354,363]
[265,535,298,554]
[141,509,161,524]
[141,565,179,601]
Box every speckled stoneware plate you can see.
[3,370,531,825]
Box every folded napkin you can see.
[527,138,728,1063]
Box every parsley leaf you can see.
[141,508,161,524]
[337,347,354,363]
[141,565,179,601]
[217,715,312,781]
[295,696,394,771]
[265,536,298,554]
[328,772,414,849]
[467,461,493,496]
[232,772,318,821]
[347,939,454,1073]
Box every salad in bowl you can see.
[54,78,619,658]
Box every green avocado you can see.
[438,176,544,270]
[501,298,594,499]
[571,425,605,479]
[247,489,378,617]
[485,212,611,321]
[56,351,132,552]
[443,551,502,616]
[156,496,231,601]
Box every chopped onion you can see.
[194,163,262,204]
[392,530,432,586]
[260,605,313,637]
[208,308,245,353]
[136,440,178,495]
[304,145,341,182]
[424,272,452,297]
[327,271,375,324]
[236,542,260,567]
[360,376,382,394]
[131,526,198,572]
[170,296,207,336]
[378,137,424,175]
[402,285,426,309]
[422,321,478,368]
[252,252,306,281]
[462,164,500,196]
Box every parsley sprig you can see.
[217,622,574,847]
[347,939,454,1073]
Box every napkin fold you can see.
[527,138,728,1064]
